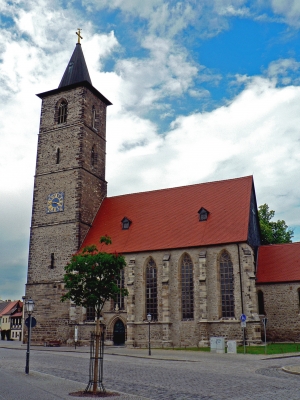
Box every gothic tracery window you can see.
[181,254,194,320]
[146,258,158,321]
[114,269,125,311]
[220,250,235,318]
[58,100,67,124]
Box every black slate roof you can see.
[58,43,92,88]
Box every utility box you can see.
[210,337,225,353]
[227,340,237,354]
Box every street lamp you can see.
[25,298,35,374]
[147,313,151,356]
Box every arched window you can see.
[114,269,125,311]
[257,290,265,315]
[56,148,60,164]
[181,254,194,320]
[92,106,96,129]
[220,250,235,318]
[146,258,157,321]
[58,100,67,124]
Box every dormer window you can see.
[198,207,209,221]
[121,217,131,230]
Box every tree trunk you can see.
[93,316,100,394]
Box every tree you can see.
[258,204,294,245]
[61,235,128,394]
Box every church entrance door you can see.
[113,320,125,345]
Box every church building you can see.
[25,38,298,347]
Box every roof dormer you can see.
[121,217,132,230]
[198,207,209,221]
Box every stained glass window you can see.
[114,269,125,310]
[220,251,235,318]
[181,254,194,320]
[146,258,157,321]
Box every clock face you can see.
[47,192,64,213]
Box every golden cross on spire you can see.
[76,28,83,44]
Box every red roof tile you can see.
[81,176,253,253]
[256,242,300,283]
[0,301,18,316]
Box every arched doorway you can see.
[113,319,125,345]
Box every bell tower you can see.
[25,35,111,343]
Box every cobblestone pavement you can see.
[1,343,300,399]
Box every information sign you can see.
[240,314,247,322]
[25,317,37,328]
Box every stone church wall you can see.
[256,282,300,342]
[98,243,261,348]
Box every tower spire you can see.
[58,30,91,88]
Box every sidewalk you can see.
[2,339,300,375]
[0,341,147,399]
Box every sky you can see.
[1,0,300,300]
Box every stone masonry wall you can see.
[99,243,261,348]
[26,83,109,344]
[256,282,300,342]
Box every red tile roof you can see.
[81,176,254,253]
[0,301,18,316]
[256,242,300,283]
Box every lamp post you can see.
[25,298,35,374]
[147,313,151,356]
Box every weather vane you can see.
[76,28,83,44]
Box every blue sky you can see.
[1,0,300,300]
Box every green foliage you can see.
[61,236,128,317]
[258,204,294,245]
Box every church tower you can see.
[25,34,111,343]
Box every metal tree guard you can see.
[85,329,105,393]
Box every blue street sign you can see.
[25,317,37,328]
[240,314,247,322]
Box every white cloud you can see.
[106,75,300,238]
[83,0,250,38]
[1,0,300,302]
[114,36,198,112]
[269,0,300,26]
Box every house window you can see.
[86,306,95,322]
[146,258,157,321]
[181,254,194,320]
[114,269,125,311]
[58,100,67,124]
[220,250,235,318]
[56,148,60,164]
[257,290,265,315]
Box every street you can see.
[1,343,300,399]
